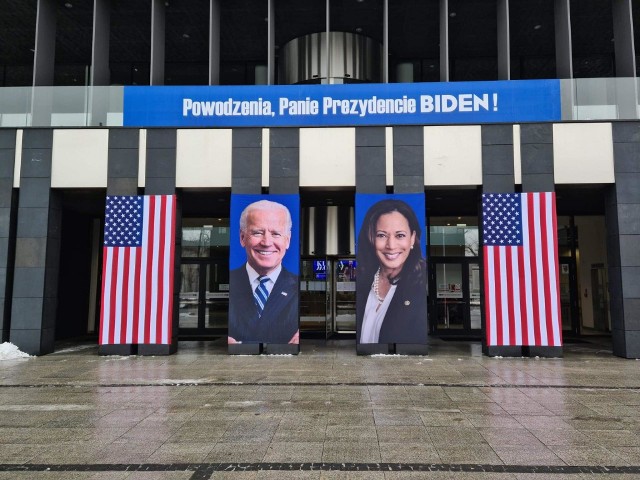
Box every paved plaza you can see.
[1,337,640,479]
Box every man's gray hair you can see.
[239,200,292,234]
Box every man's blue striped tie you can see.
[254,276,270,317]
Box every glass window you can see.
[182,218,230,258]
[429,217,479,257]
[557,216,576,257]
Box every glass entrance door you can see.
[179,258,229,336]
[300,256,356,336]
[559,256,579,336]
[429,258,481,336]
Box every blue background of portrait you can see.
[355,193,427,258]
[230,194,300,275]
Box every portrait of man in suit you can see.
[228,199,299,344]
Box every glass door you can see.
[559,256,579,336]
[300,257,330,336]
[429,258,481,336]
[333,258,356,333]
[179,258,229,336]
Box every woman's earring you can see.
[411,245,414,249]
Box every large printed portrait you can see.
[228,194,300,345]
[355,193,427,344]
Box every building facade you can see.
[0,0,639,358]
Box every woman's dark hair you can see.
[357,199,424,284]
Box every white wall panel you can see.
[51,129,108,188]
[553,123,615,184]
[176,129,232,187]
[300,128,355,186]
[424,126,482,185]
[513,125,522,184]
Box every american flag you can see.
[482,192,562,347]
[99,195,176,345]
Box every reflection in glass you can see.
[179,264,199,329]
[429,217,479,257]
[435,263,464,329]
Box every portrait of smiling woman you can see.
[356,198,427,344]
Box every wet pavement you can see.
[1,337,640,479]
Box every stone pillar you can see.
[0,131,17,343]
[607,122,640,359]
[139,129,179,355]
[229,128,263,354]
[98,129,140,356]
[481,124,516,357]
[10,129,61,356]
[268,128,299,354]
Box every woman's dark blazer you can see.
[356,260,427,344]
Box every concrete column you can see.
[91,0,111,86]
[10,129,60,356]
[0,131,17,343]
[520,124,555,192]
[268,128,299,355]
[497,0,510,80]
[393,126,424,194]
[608,122,640,359]
[612,0,636,77]
[33,0,56,86]
[209,0,220,85]
[612,0,638,120]
[554,0,573,79]
[98,129,140,356]
[267,0,275,85]
[439,0,449,82]
[229,128,263,355]
[150,0,165,85]
[383,0,389,83]
[481,124,514,194]
[140,129,179,355]
[521,124,562,358]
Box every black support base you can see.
[228,343,262,355]
[484,345,563,358]
[264,344,299,355]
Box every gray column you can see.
[97,130,140,356]
[267,0,275,85]
[232,129,262,195]
[91,0,111,86]
[209,0,220,85]
[612,0,638,120]
[10,129,60,356]
[0,131,16,343]
[33,0,56,86]
[383,0,389,83]
[141,129,178,355]
[608,122,640,359]
[520,124,555,192]
[481,125,514,357]
[150,0,165,85]
[439,0,449,82]
[229,128,263,355]
[269,129,299,195]
[554,0,573,79]
[393,126,424,193]
[355,127,386,194]
[481,125,514,193]
[613,0,636,77]
[497,0,510,80]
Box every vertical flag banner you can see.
[228,194,300,345]
[482,192,562,347]
[99,195,177,345]
[355,193,427,345]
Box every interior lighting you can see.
[449,12,456,17]
[355,27,363,33]
[533,24,542,30]
[64,2,73,8]
[182,33,190,39]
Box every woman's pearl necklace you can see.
[373,268,384,303]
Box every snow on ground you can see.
[0,342,31,361]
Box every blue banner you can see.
[123,80,561,127]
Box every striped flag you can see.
[99,195,176,345]
[482,192,562,347]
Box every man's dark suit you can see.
[228,266,299,343]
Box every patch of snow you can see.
[371,354,409,357]
[0,343,31,361]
